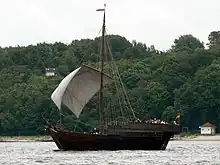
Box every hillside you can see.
[1,31,220,135]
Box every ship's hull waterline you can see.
[47,124,176,151]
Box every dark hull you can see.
[46,124,178,151]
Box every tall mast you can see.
[99,4,106,135]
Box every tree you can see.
[171,35,204,53]
[207,31,220,51]
[174,62,220,130]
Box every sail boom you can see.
[82,64,112,79]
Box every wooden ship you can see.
[45,4,180,151]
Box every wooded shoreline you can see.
[1,31,220,135]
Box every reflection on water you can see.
[1,141,220,165]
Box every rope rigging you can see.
[104,31,137,122]
[42,22,140,132]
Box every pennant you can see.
[96,8,105,11]
[176,114,180,119]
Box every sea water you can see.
[1,141,220,165]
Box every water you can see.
[1,141,220,165]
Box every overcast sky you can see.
[0,0,219,50]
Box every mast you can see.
[99,4,106,135]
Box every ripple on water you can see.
[1,141,220,165]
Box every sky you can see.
[0,0,219,51]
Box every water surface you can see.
[1,141,220,165]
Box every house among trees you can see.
[199,122,216,135]
[45,68,56,76]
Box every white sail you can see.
[51,65,111,118]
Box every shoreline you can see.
[0,136,53,142]
[172,134,220,141]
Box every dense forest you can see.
[1,31,220,135]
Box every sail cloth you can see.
[51,65,111,118]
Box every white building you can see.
[45,68,56,76]
[199,122,216,135]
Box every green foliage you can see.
[179,132,199,138]
[0,33,220,135]
[171,34,204,53]
[207,31,220,51]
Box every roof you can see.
[45,68,56,71]
[200,122,216,128]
